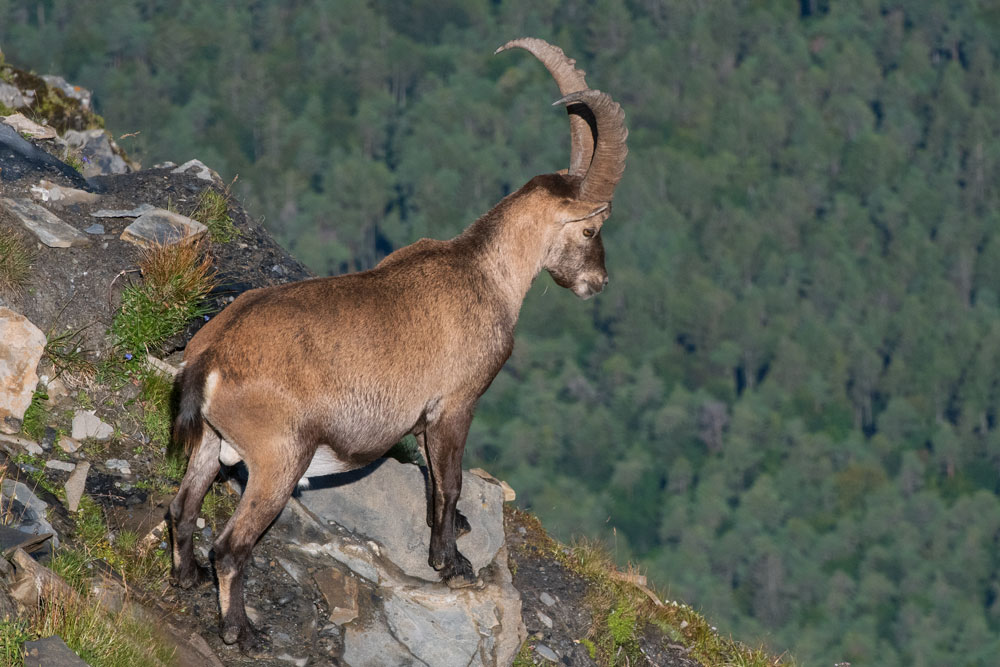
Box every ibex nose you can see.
[602,275,610,288]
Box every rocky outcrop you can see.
[273,459,526,667]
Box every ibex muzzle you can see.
[167,37,627,653]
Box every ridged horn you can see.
[554,89,628,203]
[495,37,594,177]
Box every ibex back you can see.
[168,37,628,652]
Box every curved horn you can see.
[555,90,628,203]
[495,37,594,177]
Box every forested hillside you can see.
[4,1,1000,664]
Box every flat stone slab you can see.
[71,410,113,441]
[90,203,155,218]
[64,461,89,513]
[0,307,46,434]
[296,458,504,583]
[45,459,76,472]
[120,208,207,248]
[2,113,57,139]
[30,179,101,205]
[1,198,90,248]
[22,635,89,667]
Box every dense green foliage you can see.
[5,1,1000,663]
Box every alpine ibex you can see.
[168,37,628,651]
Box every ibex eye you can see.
[583,228,595,239]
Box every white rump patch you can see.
[202,370,220,413]
[219,439,242,466]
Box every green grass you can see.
[111,241,214,355]
[0,591,177,667]
[0,232,33,295]
[191,186,239,243]
[19,390,48,441]
[138,367,173,449]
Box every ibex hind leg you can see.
[169,425,221,589]
[212,438,310,654]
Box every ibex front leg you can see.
[425,409,477,587]
[418,430,471,538]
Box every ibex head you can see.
[497,38,628,300]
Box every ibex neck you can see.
[456,210,548,317]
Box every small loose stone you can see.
[45,459,76,472]
[539,591,556,607]
[57,435,80,453]
[535,643,559,663]
[196,517,206,529]
[84,223,105,234]
[536,610,553,629]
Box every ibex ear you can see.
[558,201,608,224]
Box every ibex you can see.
[168,37,628,651]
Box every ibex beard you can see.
[167,37,627,653]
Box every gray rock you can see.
[104,458,131,475]
[277,492,525,667]
[1,198,90,248]
[0,308,46,434]
[535,643,559,663]
[343,624,426,667]
[536,610,553,629]
[120,209,207,248]
[172,158,218,182]
[1,478,58,547]
[384,590,485,666]
[539,591,556,607]
[63,129,128,178]
[21,635,88,667]
[45,459,76,473]
[64,461,89,513]
[277,557,308,585]
[2,113,57,140]
[29,179,101,206]
[71,410,113,441]
[90,203,155,218]
[0,82,32,109]
[296,458,504,583]
[41,74,93,110]
[83,224,104,235]
[0,434,44,456]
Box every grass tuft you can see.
[45,327,97,380]
[191,184,239,243]
[111,240,214,355]
[0,232,33,295]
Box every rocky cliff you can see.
[0,61,778,667]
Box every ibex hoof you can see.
[441,553,478,588]
[172,562,212,590]
[222,621,266,656]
